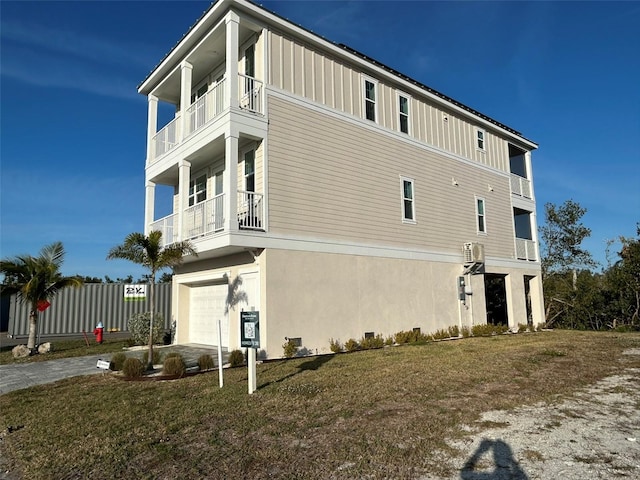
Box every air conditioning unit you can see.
[463,242,485,264]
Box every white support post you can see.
[144,181,156,236]
[225,12,240,110]
[178,159,191,241]
[146,94,158,163]
[247,347,256,394]
[217,319,224,388]
[179,61,193,141]
[224,134,239,233]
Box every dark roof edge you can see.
[138,0,537,148]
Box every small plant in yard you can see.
[163,354,186,376]
[472,324,496,337]
[329,338,343,353]
[384,335,394,346]
[432,328,450,340]
[394,330,413,344]
[128,311,165,346]
[518,323,529,333]
[121,357,145,378]
[142,349,162,366]
[228,349,245,367]
[448,325,460,338]
[198,354,215,371]
[344,338,360,352]
[283,339,298,358]
[360,334,384,350]
[460,326,471,338]
[109,352,128,371]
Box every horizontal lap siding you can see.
[267,96,515,258]
[267,31,511,174]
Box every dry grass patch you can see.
[1,330,639,479]
[0,337,130,365]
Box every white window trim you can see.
[475,127,486,152]
[400,176,416,224]
[475,196,487,234]
[397,91,411,135]
[362,75,378,123]
[188,169,208,207]
[240,144,257,192]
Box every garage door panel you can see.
[189,284,229,346]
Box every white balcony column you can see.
[178,159,192,240]
[525,151,534,198]
[179,61,193,141]
[146,95,158,163]
[225,12,240,110]
[144,181,156,236]
[224,134,239,233]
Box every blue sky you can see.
[1,0,638,279]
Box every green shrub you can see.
[344,338,359,352]
[228,349,245,367]
[360,334,384,350]
[496,324,510,334]
[283,339,298,358]
[329,338,343,353]
[384,335,394,346]
[394,330,413,344]
[164,351,182,360]
[109,352,127,371]
[472,324,496,337]
[432,328,450,340]
[163,355,186,376]
[460,326,471,338]
[128,311,165,346]
[198,354,215,371]
[122,357,144,378]
[448,325,460,338]
[517,323,528,333]
[142,349,162,366]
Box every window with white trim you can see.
[363,77,377,122]
[398,94,409,134]
[401,177,415,222]
[188,173,207,207]
[244,150,255,192]
[476,128,486,151]
[476,197,487,234]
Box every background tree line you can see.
[540,200,639,330]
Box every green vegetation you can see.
[197,354,215,371]
[282,339,298,358]
[1,331,638,479]
[162,354,186,376]
[0,337,130,366]
[228,349,244,367]
[121,357,144,378]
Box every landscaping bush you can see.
[329,338,343,353]
[228,349,245,367]
[394,329,429,344]
[163,355,186,377]
[460,326,471,338]
[432,328,450,340]
[517,323,529,333]
[283,339,298,358]
[109,352,127,371]
[344,338,359,352]
[128,311,165,346]
[384,335,394,346]
[142,349,162,367]
[121,358,144,378]
[360,334,384,350]
[448,325,460,338]
[198,354,215,371]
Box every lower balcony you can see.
[515,238,537,261]
[150,191,264,248]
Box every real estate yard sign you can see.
[240,311,260,348]
[124,284,147,302]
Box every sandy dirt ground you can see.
[429,349,640,480]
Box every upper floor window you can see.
[188,174,207,207]
[476,197,486,234]
[363,77,377,122]
[244,150,255,192]
[476,128,486,151]
[401,176,415,222]
[244,44,255,78]
[398,94,409,134]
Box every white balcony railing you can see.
[152,116,179,161]
[516,238,537,261]
[237,191,263,230]
[150,214,178,248]
[238,74,263,113]
[510,174,532,199]
[183,193,225,240]
[187,78,226,136]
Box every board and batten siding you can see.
[267,30,511,174]
[7,283,172,338]
[267,95,515,259]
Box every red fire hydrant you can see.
[93,321,104,344]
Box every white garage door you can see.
[189,284,229,347]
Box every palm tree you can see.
[107,231,196,370]
[1,242,83,350]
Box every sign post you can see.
[240,311,260,394]
[217,319,224,388]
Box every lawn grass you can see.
[1,330,639,479]
[0,337,131,365]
